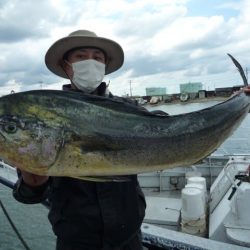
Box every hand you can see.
[19,169,49,187]
[243,86,250,95]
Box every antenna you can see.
[129,80,132,97]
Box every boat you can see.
[140,154,250,249]
[149,96,160,105]
[180,93,189,102]
[137,97,147,105]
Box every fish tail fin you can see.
[227,53,249,87]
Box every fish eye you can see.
[3,123,17,133]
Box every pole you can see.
[129,80,132,97]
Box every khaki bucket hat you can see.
[45,30,124,78]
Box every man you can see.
[13,30,146,250]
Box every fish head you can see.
[0,93,67,175]
[0,114,65,174]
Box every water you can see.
[145,101,221,115]
[0,184,56,250]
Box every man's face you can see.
[63,48,106,80]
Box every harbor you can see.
[131,83,246,107]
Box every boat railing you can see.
[209,155,250,213]
[0,161,17,189]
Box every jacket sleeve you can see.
[13,175,51,204]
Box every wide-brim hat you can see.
[45,30,124,78]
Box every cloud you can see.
[0,0,249,96]
[0,0,59,43]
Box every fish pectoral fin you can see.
[79,137,125,152]
[71,176,131,182]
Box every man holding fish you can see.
[13,30,146,250]
[11,30,250,250]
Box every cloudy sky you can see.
[0,0,249,96]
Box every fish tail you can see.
[227,53,248,87]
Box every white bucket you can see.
[181,187,207,236]
[185,171,202,180]
[187,176,207,192]
[181,187,205,220]
[181,214,207,236]
[185,183,205,193]
[185,183,206,208]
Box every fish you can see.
[0,55,249,179]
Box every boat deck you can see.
[144,196,182,231]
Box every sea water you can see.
[145,101,221,115]
[0,184,56,250]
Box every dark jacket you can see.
[13,83,146,249]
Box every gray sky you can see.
[0,0,249,96]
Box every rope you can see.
[0,199,31,250]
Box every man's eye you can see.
[3,123,17,133]
[95,57,105,62]
[77,54,87,59]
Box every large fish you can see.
[0,56,249,178]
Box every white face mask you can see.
[71,59,105,93]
